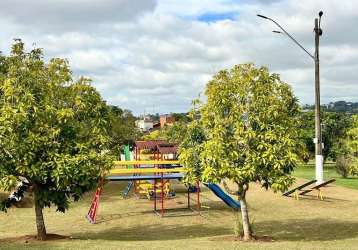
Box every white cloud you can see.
[0,0,156,32]
[1,0,358,114]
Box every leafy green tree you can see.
[141,122,188,144]
[180,64,302,240]
[344,115,358,176]
[347,115,358,156]
[298,111,351,161]
[163,122,188,144]
[107,105,141,155]
[142,129,165,141]
[171,112,192,123]
[298,111,315,161]
[0,40,113,240]
[322,112,351,160]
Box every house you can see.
[134,140,178,160]
[135,117,154,132]
[160,114,175,128]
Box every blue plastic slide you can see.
[204,183,241,209]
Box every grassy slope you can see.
[294,163,358,190]
[1,179,358,250]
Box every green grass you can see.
[294,163,358,190]
[1,178,358,249]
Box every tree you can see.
[163,122,189,144]
[141,122,188,144]
[0,40,113,240]
[171,112,192,123]
[322,112,351,161]
[142,129,164,141]
[346,115,358,157]
[336,115,358,178]
[298,110,351,161]
[107,105,141,155]
[180,64,302,240]
[298,111,315,161]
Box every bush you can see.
[349,158,358,176]
[335,156,351,178]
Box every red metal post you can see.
[134,147,138,193]
[187,186,190,209]
[154,179,157,211]
[161,172,164,216]
[196,181,201,213]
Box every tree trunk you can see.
[239,183,252,240]
[34,187,47,240]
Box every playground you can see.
[1,140,358,250]
[1,174,358,250]
[86,141,240,223]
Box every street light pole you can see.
[314,16,323,184]
[257,12,324,184]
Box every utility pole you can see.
[258,11,324,184]
[314,14,324,184]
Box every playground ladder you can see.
[86,186,103,224]
[121,144,135,198]
[123,180,134,197]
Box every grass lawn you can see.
[1,178,358,249]
[294,162,358,190]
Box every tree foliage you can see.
[0,40,113,239]
[142,122,189,144]
[339,115,358,176]
[299,111,351,161]
[180,64,302,239]
[107,105,141,154]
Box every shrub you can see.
[335,156,351,178]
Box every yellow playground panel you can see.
[113,160,180,166]
[110,160,184,200]
[137,181,171,199]
[109,167,185,175]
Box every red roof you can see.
[156,144,178,154]
[135,140,178,154]
[135,140,167,150]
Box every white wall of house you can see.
[136,120,153,131]
[120,151,134,161]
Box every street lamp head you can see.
[257,14,269,19]
[318,11,323,36]
[272,30,282,34]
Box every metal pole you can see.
[314,18,324,184]
[187,186,190,209]
[196,181,200,213]
[161,172,164,216]
[154,179,157,211]
[257,12,324,184]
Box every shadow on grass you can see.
[96,210,155,223]
[74,223,232,241]
[287,194,352,202]
[0,192,8,200]
[256,218,358,241]
[96,200,235,223]
[75,218,358,242]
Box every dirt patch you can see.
[0,234,72,244]
[211,235,274,242]
[13,197,33,208]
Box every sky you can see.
[0,0,357,115]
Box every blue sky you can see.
[198,12,238,22]
[1,0,357,115]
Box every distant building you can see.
[160,114,175,128]
[135,118,154,132]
